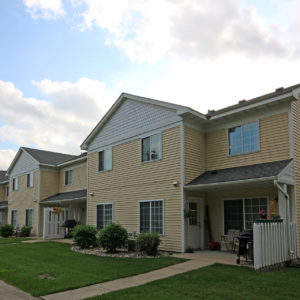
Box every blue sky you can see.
[0,0,300,169]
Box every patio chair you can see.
[221,229,240,253]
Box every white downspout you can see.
[274,180,293,256]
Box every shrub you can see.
[136,232,161,256]
[20,226,32,237]
[0,224,14,238]
[98,223,128,253]
[72,225,97,248]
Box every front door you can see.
[188,199,204,249]
[43,208,66,239]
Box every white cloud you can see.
[73,0,298,63]
[0,79,118,159]
[23,0,66,19]
[0,150,16,170]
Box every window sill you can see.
[98,169,113,173]
[141,158,162,165]
[228,150,260,157]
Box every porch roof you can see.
[40,189,87,204]
[0,201,8,208]
[185,159,293,191]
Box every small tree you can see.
[72,225,97,248]
[0,224,14,238]
[98,223,128,253]
[136,232,161,256]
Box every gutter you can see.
[40,197,87,205]
[274,180,293,256]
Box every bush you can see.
[72,225,97,249]
[98,223,128,253]
[20,226,32,237]
[0,224,14,238]
[136,232,161,256]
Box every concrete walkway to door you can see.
[41,250,242,300]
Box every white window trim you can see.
[65,169,74,186]
[25,208,34,227]
[138,199,165,235]
[140,133,162,163]
[12,177,18,191]
[98,148,113,172]
[227,120,260,157]
[11,209,18,227]
[27,172,34,188]
[96,203,114,229]
[222,196,269,235]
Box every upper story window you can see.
[228,121,259,156]
[27,172,34,188]
[141,133,161,162]
[6,186,9,197]
[12,177,18,191]
[98,149,112,171]
[65,169,74,186]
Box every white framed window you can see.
[65,169,74,186]
[27,172,34,188]
[12,177,18,191]
[98,149,112,171]
[139,199,164,234]
[11,210,18,227]
[96,203,113,229]
[6,186,9,197]
[228,121,259,155]
[141,133,162,162]
[25,209,33,227]
[223,197,267,234]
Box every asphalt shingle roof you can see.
[23,147,79,165]
[41,189,87,202]
[0,201,8,207]
[186,159,292,187]
[0,171,8,183]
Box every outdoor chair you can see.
[221,229,240,253]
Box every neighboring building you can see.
[81,84,300,252]
[2,83,300,254]
[0,171,9,225]
[6,147,87,236]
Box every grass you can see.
[0,242,184,296]
[0,237,32,244]
[88,263,300,300]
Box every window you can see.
[11,210,17,227]
[189,202,197,226]
[223,197,267,234]
[27,172,34,188]
[12,177,18,191]
[141,133,161,162]
[140,200,163,234]
[26,209,33,227]
[97,203,113,229]
[98,149,112,171]
[6,186,9,197]
[65,170,73,186]
[228,121,259,155]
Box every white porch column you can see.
[278,183,288,222]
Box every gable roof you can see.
[80,93,207,150]
[0,171,8,183]
[185,159,292,189]
[40,189,87,203]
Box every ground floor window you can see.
[224,197,267,234]
[140,200,164,234]
[11,210,18,227]
[26,209,33,227]
[96,203,113,230]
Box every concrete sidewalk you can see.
[0,280,38,300]
[41,251,238,300]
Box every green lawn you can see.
[0,237,33,244]
[0,242,184,296]
[88,263,300,300]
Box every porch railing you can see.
[253,222,297,271]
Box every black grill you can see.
[236,229,253,264]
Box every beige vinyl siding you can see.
[88,126,182,252]
[58,164,87,193]
[0,184,8,202]
[4,183,9,201]
[8,171,39,233]
[292,100,300,250]
[205,187,278,247]
[206,112,290,170]
[184,126,205,184]
[40,170,59,200]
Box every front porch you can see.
[184,159,297,269]
[40,190,87,239]
[0,201,8,225]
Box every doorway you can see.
[188,198,204,249]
